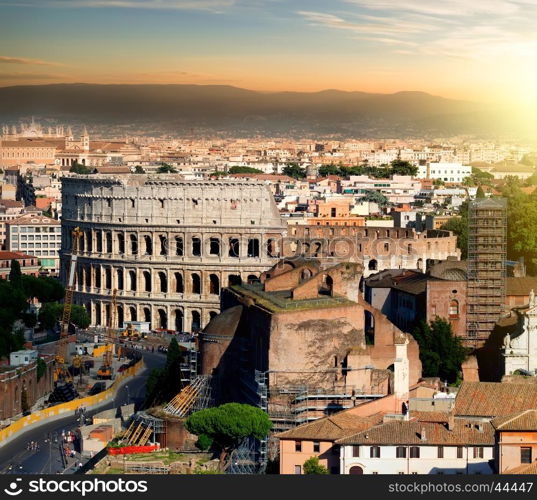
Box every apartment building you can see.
[417,162,471,184]
[5,215,61,273]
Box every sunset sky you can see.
[1,0,537,106]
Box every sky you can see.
[0,0,537,107]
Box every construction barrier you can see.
[0,358,144,445]
[107,445,159,455]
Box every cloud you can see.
[0,56,64,67]
[298,2,537,61]
[0,72,66,81]
[3,0,238,11]
[343,0,528,17]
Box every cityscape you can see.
[0,0,537,489]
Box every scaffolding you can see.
[180,346,198,386]
[122,411,166,446]
[163,375,212,417]
[467,198,507,345]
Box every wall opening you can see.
[209,274,220,295]
[192,273,201,294]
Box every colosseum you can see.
[60,175,286,331]
[61,174,461,332]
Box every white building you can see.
[337,417,494,475]
[417,162,471,184]
[10,349,38,366]
[5,215,61,273]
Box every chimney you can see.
[420,427,427,441]
[447,411,455,431]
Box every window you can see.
[437,446,444,459]
[396,447,406,458]
[295,441,302,452]
[370,446,381,458]
[449,299,459,318]
[294,465,301,475]
[313,441,320,453]
[473,447,484,459]
[352,445,360,458]
[457,446,464,459]
[521,447,532,464]
[209,238,220,256]
[175,236,184,256]
[409,447,420,458]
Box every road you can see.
[0,349,165,474]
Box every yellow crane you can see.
[54,227,83,382]
[97,288,117,379]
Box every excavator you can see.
[97,288,117,379]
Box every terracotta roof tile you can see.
[336,419,494,446]
[276,411,384,441]
[503,461,537,474]
[454,382,537,418]
[492,409,537,431]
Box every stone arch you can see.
[349,466,363,475]
[144,235,153,255]
[118,233,125,254]
[130,234,138,254]
[117,305,124,328]
[143,271,151,292]
[228,274,242,286]
[416,258,423,271]
[174,309,183,332]
[116,268,124,290]
[129,270,136,291]
[159,234,168,256]
[158,309,167,329]
[368,259,378,271]
[129,306,137,322]
[175,272,184,293]
[209,237,221,256]
[158,271,167,293]
[209,274,220,295]
[191,310,201,332]
[143,306,151,325]
[247,274,259,284]
[192,273,201,294]
[95,302,102,325]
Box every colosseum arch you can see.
[117,269,124,290]
[191,311,201,332]
[129,270,136,291]
[118,233,125,254]
[158,271,167,293]
[174,309,184,332]
[175,236,184,256]
[129,306,137,322]
[174,272,184,293]
[158,309,167,329]
[130,234,138,254]
[209,274,220,295]
[159,234,167,256]
[143,271,152,292]
[228,274,242,286]
[192,273,201,294]
[143,235,153,256]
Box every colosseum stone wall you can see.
[60,175,287,331]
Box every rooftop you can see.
[492,410,537,431]
[231,282,354,313]
[454,382,537,418]
[336,418,494,446]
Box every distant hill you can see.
[0,83,500,137]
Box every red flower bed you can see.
[108,445,159,455]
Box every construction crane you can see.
[54,227,83,382]
[97,288,117,379]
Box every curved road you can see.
[0,350,165,474]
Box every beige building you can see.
[60,174,286,331]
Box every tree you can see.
[9,260,23,290]
[360,189,388,206]
[36,357,47,381]
[228,166,263,174]
[22,275,64,303]
[412,318,467,383]
[318,165,340,177]
[134,165,146,174]
[390,159,418,177]
[282,163,306,180]
[144,337,184,407]
[157,163,177,173]
[71,305,90,329]
[21,387,29,413]
[441,200,468,259]
[185,403,272,470]
[69,162,93,174]
[475,185,486,199]
[303,456,329,474]
[38,302,63,330]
